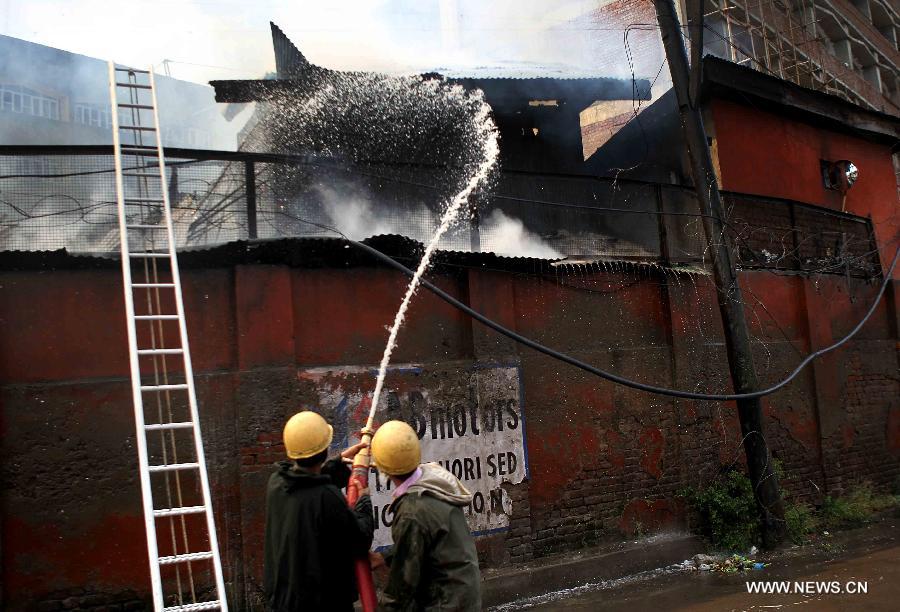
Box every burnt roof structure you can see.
[210,22,650,175]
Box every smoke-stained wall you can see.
[1,244,898,610]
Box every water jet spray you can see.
[343,95,499,612]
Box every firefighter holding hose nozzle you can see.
[264,411,374,612]
[369,420,482,611]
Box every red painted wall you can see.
[2,256,897,610]
[711,99,900,278]
[1,96,897,611]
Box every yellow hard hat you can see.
[371,420,421,476]
[283,411,333,459]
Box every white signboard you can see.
[299,363,528,548]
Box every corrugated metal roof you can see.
[0,235,681,279]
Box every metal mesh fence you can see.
[725,193,880,277]
[0,148,882,277]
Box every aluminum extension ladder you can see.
[107,62,228,612]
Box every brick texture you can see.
[1,265,897,609]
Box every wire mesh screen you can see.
[0,149,882,278]
[173,158,250,246]
[659,185,708,263]
[0,154,119,252]
[482,174,661,260]
[252,160,474,250]
[0,154,255,252]
[726,193,880,277]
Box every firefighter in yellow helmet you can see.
[264,411,374,612]
[370,420,482,611]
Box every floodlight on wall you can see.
[822,159,859,211]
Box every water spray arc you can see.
[343,99,499,612]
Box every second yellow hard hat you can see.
[371,420,421,476]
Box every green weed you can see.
[820,483,898,530]
[682,470,760,552]
[784,502,817,544]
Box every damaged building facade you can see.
[1,12,899,612]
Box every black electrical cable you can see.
[349,239,900,402]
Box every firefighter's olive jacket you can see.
[381,462,481,611]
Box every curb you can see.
[481,532,705,608]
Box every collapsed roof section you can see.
[210,22,651,175]
[213,22,649,107]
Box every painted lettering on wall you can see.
[298,364,527,548]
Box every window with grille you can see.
[73,103,112,128]
[0,84,60,120]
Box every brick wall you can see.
[0,255,897,610]
[824,348,900,495]
[562,0,668,157]
[577,0,900,161]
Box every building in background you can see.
[701,0,899,114]
[0,34,240,151]
[572,0,899,158]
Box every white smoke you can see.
[482,209,561,259]
[315,183,436,243]
[317,183,560,260]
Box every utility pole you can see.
[652,0,786,546]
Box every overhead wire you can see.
[282,214,899,402]
[352,238,899,401]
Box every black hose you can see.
[349,239,899,401]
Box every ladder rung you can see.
[141,383,189,391]
[129,252,170,258]
[127,224,166,230]
[135,314,179,320]
[132,283,175,288]
[162,602,221,612]
[123,173,161,178]
[145,422,194,432]
[119,125,156,131]
[163,602,221,612]
[148,462,200,474]
[118,103,153,109]
[137,348,183,356]
[116,67,150,74]
[116,82,152,89]
[157,551,212,564]
[124,198,164,202]
[153,504,206,518]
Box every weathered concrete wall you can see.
[1,253,897,610]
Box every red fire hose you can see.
[347,426,378,612]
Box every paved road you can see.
[525,543,899,611]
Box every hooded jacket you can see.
[380,462,482,611]
[264,458,374,612]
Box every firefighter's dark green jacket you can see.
[380,462,482,611]
[264,458,374,612]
